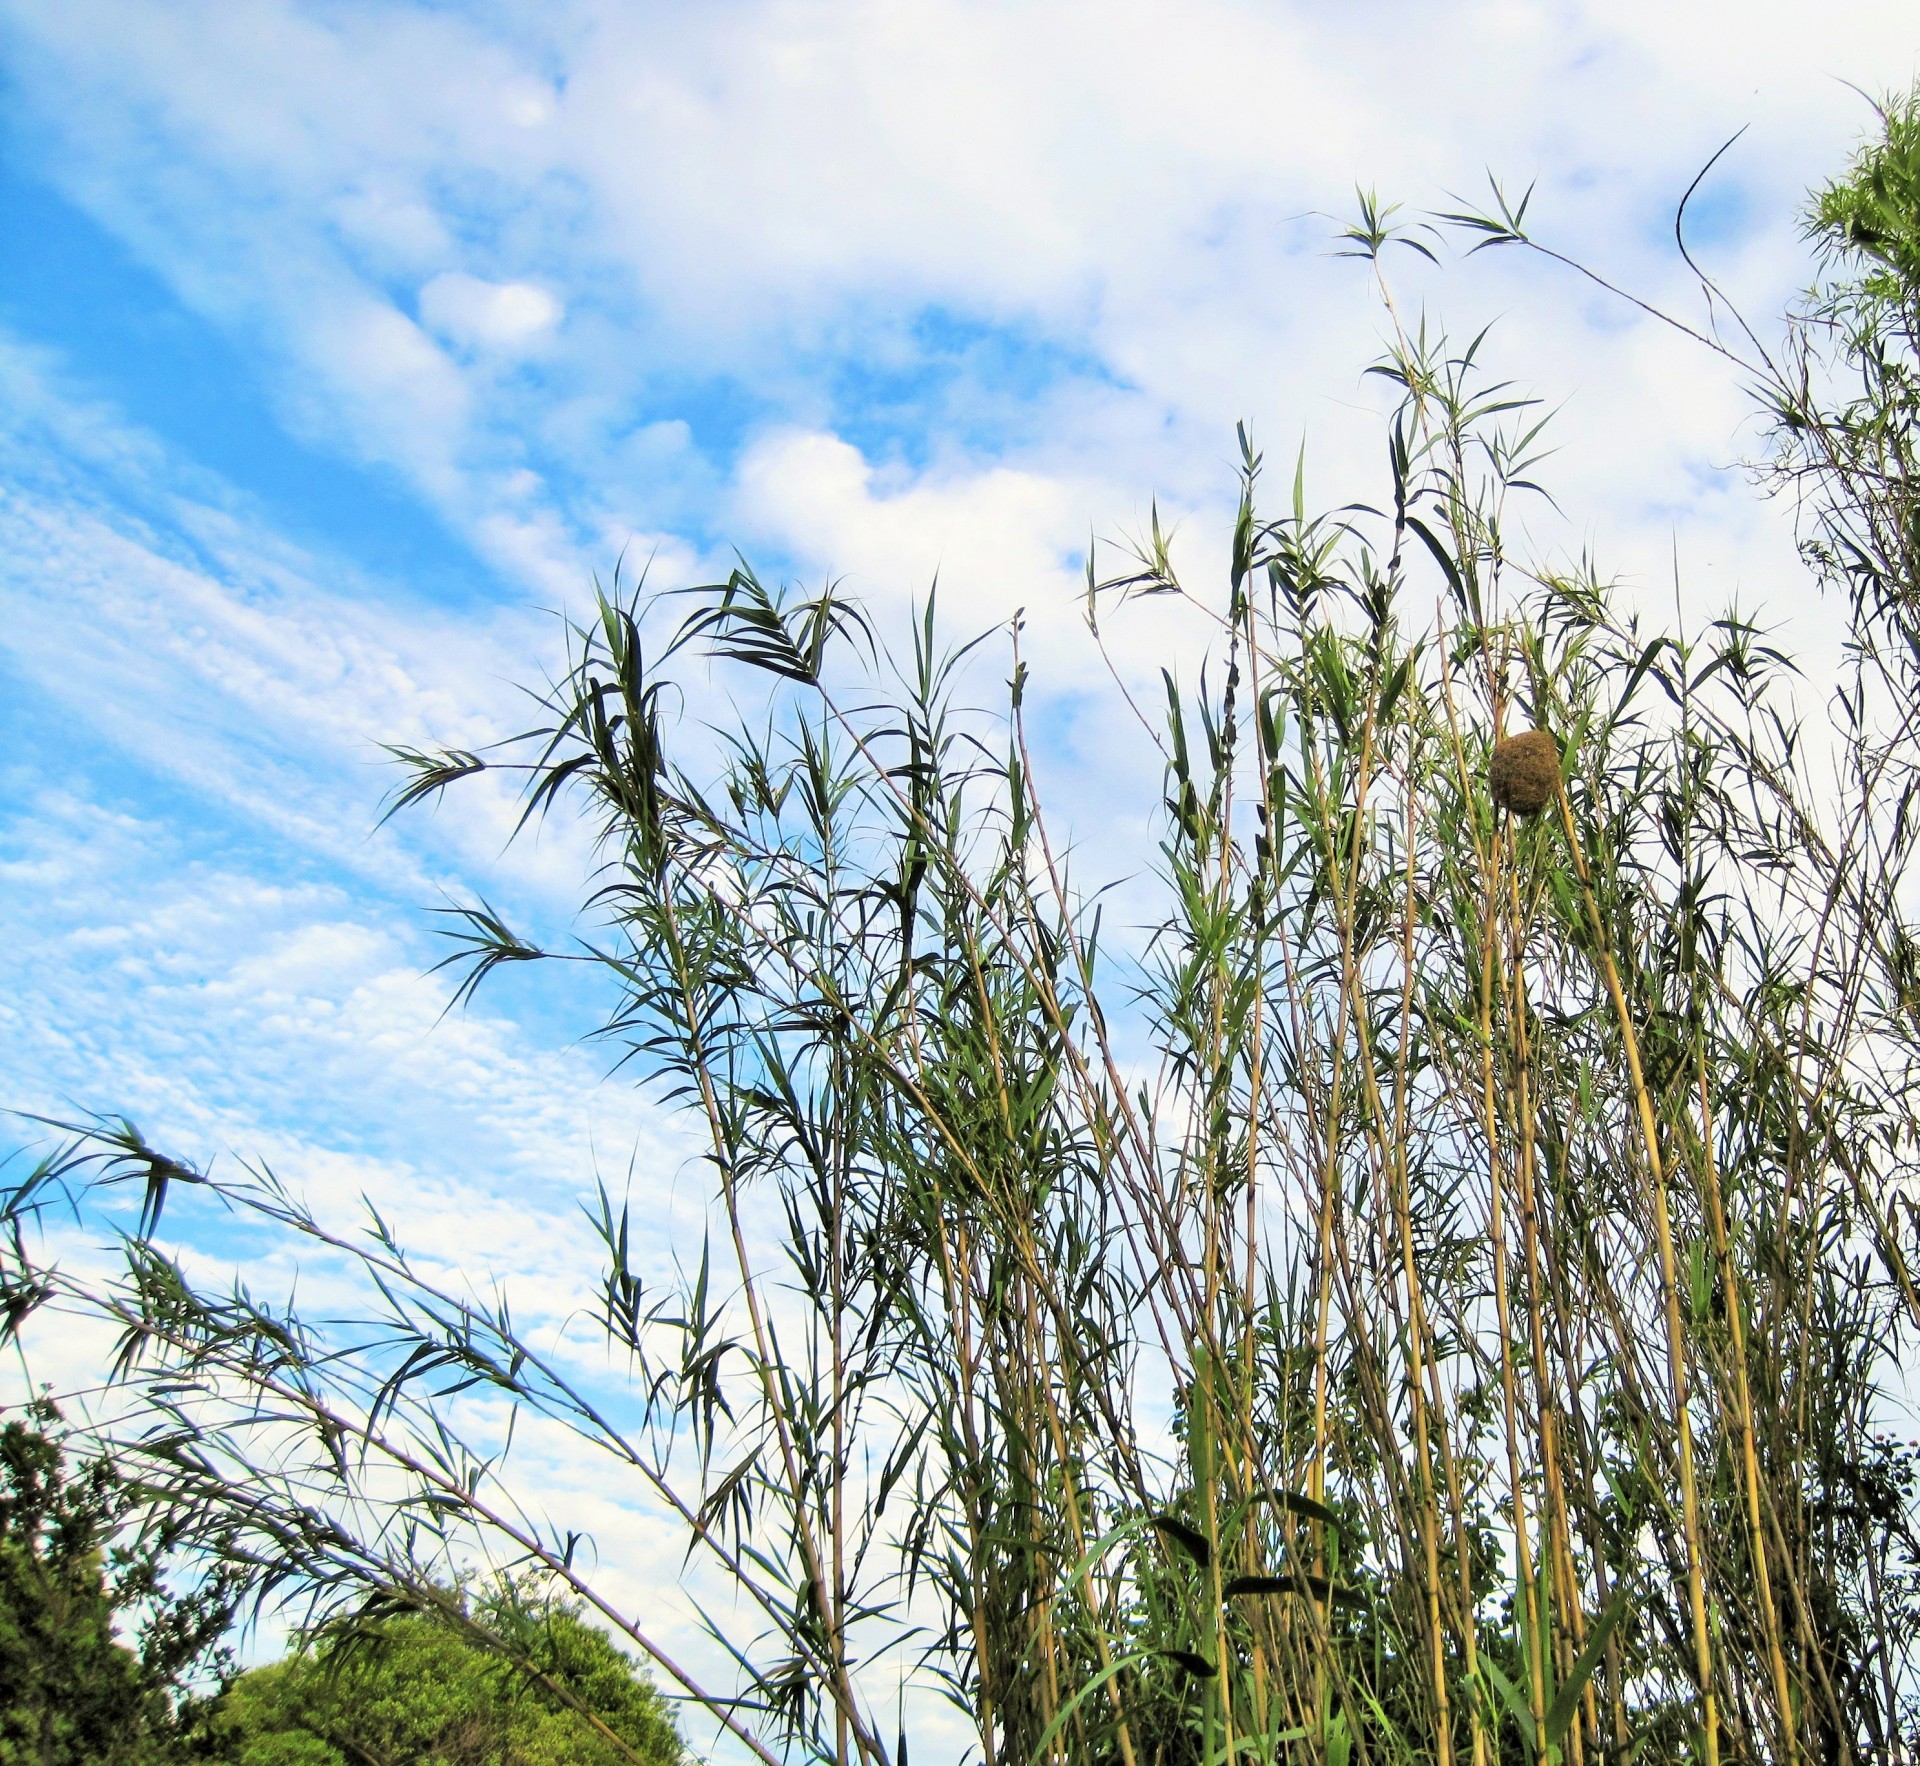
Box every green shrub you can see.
[207,1581,682,1766]
[0,1405,234,1766]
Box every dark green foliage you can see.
[1780,88,1920,656]
[205,1583,683,1766]
[0,1404,234,1766]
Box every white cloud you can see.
[420,272,564,353]
[734,428,1082,620]
[5,0,1908,622]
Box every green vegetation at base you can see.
[0,1408,680,1766]
[208,1584,684,1766]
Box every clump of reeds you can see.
[12,112,1920,1766]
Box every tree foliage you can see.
[205,1581,683,1766]
[0,1404,235,1766]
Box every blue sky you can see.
[2,0,1917,1721]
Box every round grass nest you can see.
[1488,729,1560,818]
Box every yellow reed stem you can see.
[1503,854,1588,1755]
[1553,783,1720,1766]
[1478,818,1548,1743]
[1693,1060,1798,1757]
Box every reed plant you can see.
[12,103,1920,1766]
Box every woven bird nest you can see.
[1488,729,1560,818]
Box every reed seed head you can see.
[1488,728,1560,818]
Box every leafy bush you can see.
[206,1580,683,1766]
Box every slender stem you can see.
[1554,782,1721,1764]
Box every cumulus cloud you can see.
[734,429,1083,619]
[419,271,564,353]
